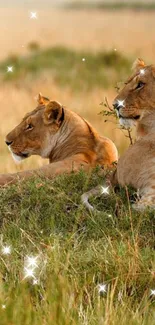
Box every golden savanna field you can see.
[1,5,155,173]
[1,4,155,324]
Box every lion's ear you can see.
[132,58,146,71]
[38,93,50,105]
[44,101,64,125]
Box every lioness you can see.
[0,93,118,186]
[82,58,155,211]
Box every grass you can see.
[0,6,155,323]
[66,1,155,11]
[0,47,131,90]
[0,167,155,324]
[0,47,132,175]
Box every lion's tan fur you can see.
[0,94,118,186]
[114,59,155,209]
[82,60,155,211]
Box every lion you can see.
[0,93,118,186]
[82,58,155,211]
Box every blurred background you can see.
[1,0,155,173]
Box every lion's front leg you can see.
[0,170,34,186]
[0,173,20,186]
[40,156,90,178]
[0,174,13,186]
[0,173,21,186]
[0,155,90,186]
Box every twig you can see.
[119,127,134,145]
[105,97,113,111]
[127,129,133,145]
[100,97,134,146]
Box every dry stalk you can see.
[99,97,134,145]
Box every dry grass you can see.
[0,8,155,61]
[0,7,154,174]
[0,79,129,174]
[1,7,155,324]
[0,169,155,325]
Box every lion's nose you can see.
[113,99,125,111]
[113,101,120,110]
[5,140,13,146]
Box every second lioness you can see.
[0,94,118,186]
[82,59,155,211]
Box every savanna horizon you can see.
[0,44,132,174]
[1,5,155,325]
[0,7,154,175]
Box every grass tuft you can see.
[0,168,155,324]
[0,46,131,90]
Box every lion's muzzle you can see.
[5,140,13,146]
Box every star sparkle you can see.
[2,305,6,309]
[7,66,13,73]
[26,256,39,269]
[101,186,109,195]
[33,279,39,285]
[140,69,145,75]
[82,58,85,62]
[117,99,125,108]
[150,289,155,296]
[24,267,36,279]
[30,12,37,19]
[2,246,11,255]
[98,284,107,294]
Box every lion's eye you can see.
[135,82,145,90]
[26,123,33,130]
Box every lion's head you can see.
[5,94,64,162]
[113,58,155,129]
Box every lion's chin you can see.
[8,147,29,164]
[119,117,137,129]
[11,152,25,164]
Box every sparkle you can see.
[7,66,13,73]
[82,58,85,62]
[140,69,145,75]
[26,256,38,269]
[2,305,6,309]
[98,284,107,294]
[24,267,35,279]
[101,186,109,195]
[150,289,155,296]
[2,246,11,255]
[30,12,37,19]
[114,48,117,51]
[33,279,39,285]
[117,99,125,108]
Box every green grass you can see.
[0,168,155,324]
[0,47,131,90]
[65,1,155,11]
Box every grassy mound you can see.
[0,47,131,90]
[0,168,155,324]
